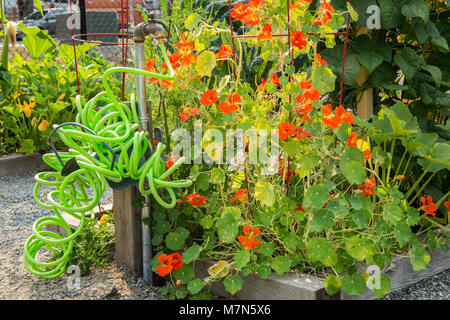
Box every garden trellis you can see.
[226,0,353,200]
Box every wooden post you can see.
[113,186,143,276]
[356,27,374,120]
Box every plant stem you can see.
[404,162,432,199]
[408,171,437,206]
[386,138,396,185]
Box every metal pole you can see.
[135,41,153,285]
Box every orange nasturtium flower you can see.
[358,178,376,196]
[156,253,183,277]
[183,193,207,206]
[38,120,50,132]
[322,105,354,129]
[230,189,248,203]
[277,122,297,140]
[444,201,450,211]
[313,0,334,26]
[291,31,307,51]
[166,155,178,170]
[238,225,262,250]
[230,2,252,22]
[315,53,327,66]
[257,23,273,41]
[295,104,313,122]
[175,33,197,66]
[271,74,281,87]
[200,90,219,106]
[290,0,312,10]
[420,195,437,217]
[218,101,239,114]
[216,45,232,65]
[347,132,358,147]
[162,53,181,70]
[296,127,310,139]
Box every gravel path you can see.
[0,170,448,300]
[0,169,161,300]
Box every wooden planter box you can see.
[194,246,450,300]
[0,153,49,177]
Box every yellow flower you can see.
[99,214,109,225]
[19,100,37,118]
[13,92,21,100]
[38,120,50,132]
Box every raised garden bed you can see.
[195,247,450,300]
[0,153,48,177]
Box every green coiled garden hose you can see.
[23,44,192,279]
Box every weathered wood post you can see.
[356,27,374,120]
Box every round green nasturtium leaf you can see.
[215,208,240,244]
[259,242,275,257]
[309,209,335,232]
[187,279,204,295]
[409,244,431,271]
[384,202,404,226]
[394,221,414,247]
[165,232,186,251]
[305,238,337,267]
[173,264,195,284]
[254,181,275,207]
[271,256,292,275]
[223,275,243,295]
[175,286,187,299]
[182,244,202,264]
[327,199,349,217]
[210,168,225,184]
[323,274,342,296]
[254,264,271,279]
[339,147,366,185]
[372,273,391,298]
[342,273,366,296]
[195,173,210,191]
[304,183,332,209]
[234,250,251,269]
[200,215,213,229]
[345,235,375,261]
[352,209,371,229]
[406,207,421,226]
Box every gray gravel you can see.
[0,169,449,300]
[0,169,161,300]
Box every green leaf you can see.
[409,244,431,271]
[165,232,187,251]
[254,181,275,207]
[200,215,213,229]
[173,264,195,284]
[339,147,366,185]
[406,207,421,226]
[327,199,349,217]
[357,51,384,75]
[372,274,391,298]
[195,173,210,191]
[342,273,366,296]
[352,209,371,229]
[384,203,404,226]
[324,274,342,296]
[195,50,216,77]
[223,275,243,295]
[185,13,201,30]
[234,250,251,269]
[421,65,442,87]
[347,2,359,21]
[309,209,335,232]
[378,0,403,29]
[210,168,225,184]
[401,0,430,23]
[394,221,414,247]
[304,183,333,209]
[259,242,275,257]
[182,245,202,264]
[187,279,203,295]
[33,0,44,17]
[345,235,375,261]
[18,22,56,59]
[305,238,337,267]
[271,256,292,275]
[254,264,271,279]
[394,53,416,80]
[216,207,240,243]
[175,287,187,299]
[312,66,336,94]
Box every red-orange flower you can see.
[296,87,320,105]
[249,0,265,8]
[313,0,334,26]
[272,74,281,87]
[322,104,353,129]
[237,225,262,250]
[420,195,437,217]
[175,33,197,66]
[347,132,358,147]
[183,193,207,206]
[290,0,312,10]
[296,127,310,139]
[230,2,252,22]
[166,155,178,170]
[243,13,261,26]
[155,253,183,277]
[358,178,376,196]
[145,59,160,83]
[257,78,266,91]
[277,122,297,140]
[162,53,181,70]
[217,44,232,65]
[315,53,327,66]
[227,93,241,104]
[218,101,239,114]
[230,189,248,203]
[291,31,307,51]
[200,90,218,106]
[257,23,272,41]
[179,112,191,123]
[295,104,313,122]
[363,149,372,161]
[444,201,450,211]
[300,80,312,89]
